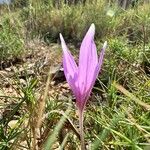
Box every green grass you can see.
[0,0,150,149]
[0,12,24,63]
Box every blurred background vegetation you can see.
[0,0,150,61]
[0,0,150,150]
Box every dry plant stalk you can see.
[31,68,52,150]
[36,69,51,128]
[113,82,150,110]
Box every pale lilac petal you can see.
[60,34,78,96]
[89,41,107,90]
[90,41,107,87]
[85,42,97,90]
[97,41,107,73]
[78,24,98,95]
[77,41,107,111]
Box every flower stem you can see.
[79,109,85,150]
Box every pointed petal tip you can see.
[88,23,95,35]
[59,33,63,41]
[59,33,68,53]
[103,41,107,50]
[90,23,95,29]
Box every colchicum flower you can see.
[60,24,107,112]
[60,24,107,150]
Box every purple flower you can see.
[60,24,107,149]
[60,24,107,112]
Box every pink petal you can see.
[60,34,78,96]
[90,41,107,89]
[87,41,107,97]
[78,24,98,96]
[77,41,107,111]
[97,41,107,73]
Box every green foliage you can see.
[11,0,29,8]
[0,15,24,62]
[16,0,150,49]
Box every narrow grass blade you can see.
[44,108,71,150]
[113,82,150,110]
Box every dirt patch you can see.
[0,40,72,121]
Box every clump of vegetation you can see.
[0,15,24,63]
